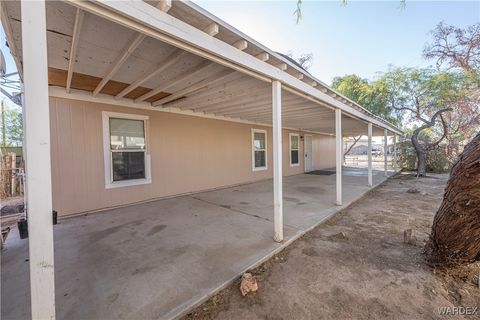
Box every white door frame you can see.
[304,134,313,172]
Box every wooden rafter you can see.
[135,60,214,102]
[156,0,172,12]
[115,50,186,99]
[66,8,85,93]
[93,33,145,96]
[204,22,219,36]
[277,63,287,71]
[256,52,269,62]
[232,39,248,51]
[152,69,236,106]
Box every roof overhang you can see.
[1,0,402,136]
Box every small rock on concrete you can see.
[329,232,349,241]
[240,273,258,296]
[407,188,419,194]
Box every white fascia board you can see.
[65,0,401,135]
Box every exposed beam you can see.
[115,50,185,98]
[232,39,248,51]
[135,60,213,102]
[193,91,299,113]
[203,22,219,36]
[192,91,272,112]
[66,8,84,93]
[297,74,304,80]
[156,0,171,12]
[93,33,145,96]
[152,69,236,106]
[170,74,259,105]
[310,81,317,87]
[277,63,287,71]
[256,52,269,62]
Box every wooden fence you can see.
[1,153,24,199]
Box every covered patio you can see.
[2,167,394,320]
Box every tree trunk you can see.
[416,149,427,177]
[426,133,480,265]
[411,131,427,177]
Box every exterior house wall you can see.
[49,97,334,216]
[312,135,336,170]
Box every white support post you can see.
[393,134,398,172]
[272,80,283,242]
[367,123,373,187]
[335,109,342,206]
[384,129,388,177]
[21,0,56,319]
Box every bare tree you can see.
[343,136,361,163]
[424,22,480,74]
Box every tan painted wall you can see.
[312,135,336,170]
[49,97,334,216]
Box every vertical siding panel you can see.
[55,100,76,214]
[69,101,89,212]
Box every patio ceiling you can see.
[2,0,393,136]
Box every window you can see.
[252,129,267,171]
[102,112,151,188]
[290,133,300,166]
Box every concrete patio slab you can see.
[1,167,393,320]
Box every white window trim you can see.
[289,132,300,167]
[102,111,152,189]
[251,128,268,171]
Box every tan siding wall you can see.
[49,97,331,216]
[312,135,336,170]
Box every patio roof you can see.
[1,0,401,137]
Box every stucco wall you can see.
[49,97,335,216]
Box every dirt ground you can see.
[183,173,480,320]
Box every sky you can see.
[195,0,479,83]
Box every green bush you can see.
[397,140,454,173]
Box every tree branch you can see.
[344,136,361,156]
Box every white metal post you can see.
[367,123,373,187]
[384,129,388,177]
[335,109,342,206]
[272,80,283,242]
[393,134,397,172]
[21,0,56,319]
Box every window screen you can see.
[109,118,146,182]
[253,131,266,169]
[290,134,299,165]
